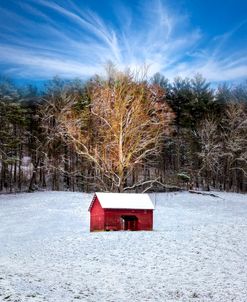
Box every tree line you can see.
[0,68,246,193]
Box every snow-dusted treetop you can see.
[89,193,155,210]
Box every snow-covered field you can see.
[0,191,247,302]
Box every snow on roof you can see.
[90,192,155,210]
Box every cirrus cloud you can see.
[0,0,246,82]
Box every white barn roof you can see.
[92,192,154,210]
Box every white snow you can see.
[92,192,154,210]
[0,191,247,301]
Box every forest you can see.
[0,67,246,193]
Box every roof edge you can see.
[88,193,97,212]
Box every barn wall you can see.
[90,197,105,231]
[104,209,153,231]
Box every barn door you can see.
[121,216,138,231]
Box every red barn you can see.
[88,192,154,232]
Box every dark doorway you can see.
[121,215,138,231]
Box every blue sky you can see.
[0,0,246,84]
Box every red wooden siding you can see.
[90,197,105,232]
[104,209,153,231]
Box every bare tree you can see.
[61,70,174,192]
[222,102,247,191]
[197,102,247,192]
[197,118,222,190]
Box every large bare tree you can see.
[62,71,174,191]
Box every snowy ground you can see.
[0,191,247,302]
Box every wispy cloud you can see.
[0,0,246,82]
